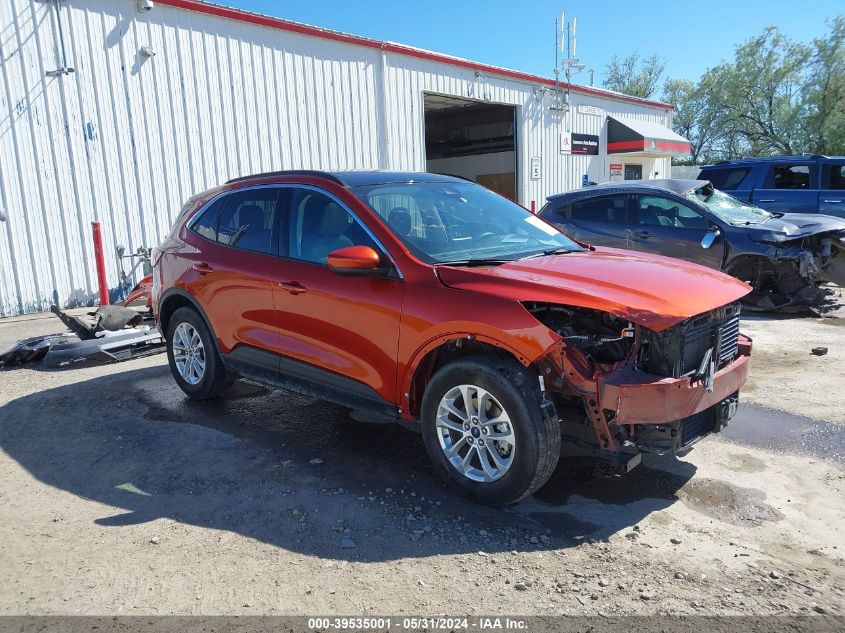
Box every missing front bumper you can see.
[631,392,739,455]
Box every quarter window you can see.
[216,188,281,255]
[287,189,377,265]
[772,165,811,189]
[569,195,628,223]
[190,196,226,242]
[705,168,749,190]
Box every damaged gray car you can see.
[539,179,845,311]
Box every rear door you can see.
[628,193,725,270]
[819,162,845,219]
[182,186,284,356]
[751,162,819,213]
[544,193,633,247]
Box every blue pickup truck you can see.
[698,155,845,218]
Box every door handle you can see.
[633,230,652,238]
[278,281,307,295]
[192,262,213,275]
[758,199,775,203]
[823,199,842,204]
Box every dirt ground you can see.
[0,309,843,617]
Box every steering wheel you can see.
[474,231,497,243]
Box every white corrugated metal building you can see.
[0,0,690,317]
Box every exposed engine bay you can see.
[525,301,749,467]
[729,233,845,313]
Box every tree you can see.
[661,77,725,163]
[602,53,665,99]
[804,16,845,154]
[707,28,811,155]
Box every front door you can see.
[751,162,819,214]
[627,194,725,270]
[272,186,405,407]
[624,164,643,180]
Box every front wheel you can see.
[420,354,560,506]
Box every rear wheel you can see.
[420,354,560,506]
[166,307,231,399]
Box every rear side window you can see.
[704,167,749,190]
[569,195,628,223]
[826,164,845,190]
[216,187,281,255]
[771,164,812,189]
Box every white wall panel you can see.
[0,0,673,316]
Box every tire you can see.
[165,306,231,400]
[420,354,560,506]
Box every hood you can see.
[744,213,845,244]
[436,247,751,332]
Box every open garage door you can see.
[424,94,518,200]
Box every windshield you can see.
[685,182,773,225]
[351,182,584,264]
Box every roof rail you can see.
[226,170,344,185]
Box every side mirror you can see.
[701,228,721,249]
[327,245,386,275]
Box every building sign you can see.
[578,105,604,116]
[560,131,571,153]
[530,157,541,180]
[609,163,623,182]
[571,133,599,155]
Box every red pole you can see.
[530,200,536,213]
[92,221,109,306]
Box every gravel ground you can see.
[0,309,843,617]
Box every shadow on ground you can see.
[0,365,697,561]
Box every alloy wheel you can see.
[435,384,516,482]
[172,322,206,385]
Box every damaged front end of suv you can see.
[525,301,751,470]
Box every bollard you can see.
[92,221,109,306]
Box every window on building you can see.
[287,189,377,265]
[216,188,280,255]
[705,168,749,191]
[569,195,628,223]
[636,195,708,229]
[772,165,811,189]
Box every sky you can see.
[212,0,841,95]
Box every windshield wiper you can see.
[437,258,513,267]
[521,247,574,259]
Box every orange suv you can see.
[153,171,752,506]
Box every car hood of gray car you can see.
[744,213,845,243]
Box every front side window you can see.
[288,189,377,265]
[352,182,583,264]
[636,195,708,230]
[569,195,628,223]
[772,164,811,189]
[216,188,280,255]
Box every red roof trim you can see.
[155,0,673,110]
